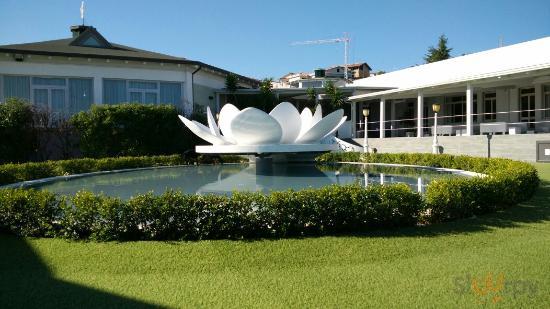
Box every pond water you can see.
[29,163,465,199]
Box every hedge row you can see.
[317,152,540,222]
[0,184,422,240]
[0,153,539,241]
[71,103,200,158]
[0,154,246,186]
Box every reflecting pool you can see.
[30,163,465,199]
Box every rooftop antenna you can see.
[291,33,351,80]
[498,35,503,47]
[80,1,85,25]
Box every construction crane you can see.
[291,33,351,80]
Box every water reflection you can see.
[32,163,461,199]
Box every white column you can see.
[417,91,424,137]
[390,100,396,137]
[466,83,474,136]
[380,98,386,138]
[535,84,543,122]
[476,89,483,123]
[351,102,357,138]
[93,76,102,104]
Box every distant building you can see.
[273,62,371,89]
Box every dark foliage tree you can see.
[424,34,452,63]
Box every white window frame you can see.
[103,78,184,106]
[31,77,70,118]
[128,80,160,104]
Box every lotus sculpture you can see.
[178,102,347,154]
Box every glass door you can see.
[33,88,67,121]
[520,88,535,129]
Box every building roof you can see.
[349,36,550,101]
[0,26,259,87]
[327,62,372,70]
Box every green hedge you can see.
[317,152,539,222]
[0,153,539,241]
[71,103,200,158]
[0,98,37,163]
[0,184,422,240]
[0,154,246,186]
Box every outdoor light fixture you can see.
[432,103,441,154]
[363,108,369,153]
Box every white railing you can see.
[357,107,550,135]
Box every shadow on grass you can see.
[0,235,158,308]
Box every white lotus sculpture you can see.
[178,102,346,154]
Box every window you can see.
[483,92,497,121]
[103,79,127,104]
[301,81,323,88]
[30,77,93,119]
[520,87,535,126]
[81,36,102,47]
[544,85,550,119]
[445,95,477,124]
[128,80,158,104]
[3,76,30,100]
[103,79,183,106]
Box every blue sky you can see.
[1,0,549,79]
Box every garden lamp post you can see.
[363,108,370,153]
[432,103,441,154]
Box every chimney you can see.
[70,25,92,38]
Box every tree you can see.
[259,78,276,111]
[306,87,317,106]
[323,81,345,110]
[225,73,238,104]
[424,34,452,63]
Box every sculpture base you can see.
[195,143,338,155]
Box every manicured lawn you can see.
[2,164,549,308]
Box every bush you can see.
[0,153,539,241]
[0,98,37,163]
[317,152,539,223]
[0,154,246,186]
[0,185,423,241]
[0,188,60,237]
[71,103,200,158]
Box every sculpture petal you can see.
[298,107,313,139]
[269,102,302,143]
[206,106,221,136]
[312,104,323,126]
[178,115,229,145]
[218,104,240,143]
[295,109,344,144]
[322,116,348,139]
[230,107,282,145]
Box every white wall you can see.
[0,56,243,114]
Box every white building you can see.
[347,36,550,161]
[0,25,258,117]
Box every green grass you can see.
[2,164,550,308]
